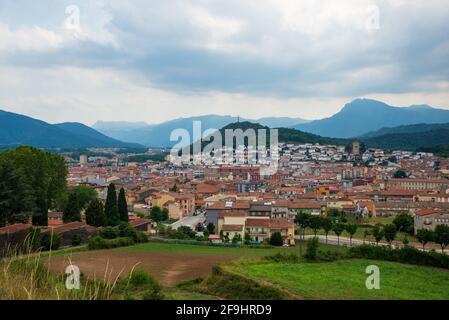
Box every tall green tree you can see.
[393,213,414,234]
[345,224,358,246]
[150,206,163,223]
[383,224,397,246]
[0,159,35,227]
[372,224,384,245]
[308,215,322,236]
[320,216,333,244]
[295,210,311,240]
[63,192,82,223]
[416,229,434,251]
[118,187,129,222]
[333,223,344,245]
[105,183,120,226]
[434,225,449,253]
[0,147,67,226]
[85,199,106,227]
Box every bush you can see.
[71,234,86,246]
[117,271,164,300]
[269,232,283,247]
[87,236,135,250]
[100,226,120,239]
[264,253,300,263]
[118,222,138,241]
[40,233,62,251]
[348,244,449,269]
[304,237,319,260]
[135,231,148,243]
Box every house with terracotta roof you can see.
[414,208,449,233]
[245,218,270,243]
[217,210,247,241]
[205,200,250,226]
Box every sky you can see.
[0,0,448,125]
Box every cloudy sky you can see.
[0,0,448,125]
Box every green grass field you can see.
[120,241,349,257]
[121,242,299,257]
[231,259,449,300]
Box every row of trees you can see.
[295,211,360,245]
[416,226,449,253]
[65,183,129,227]
[0,147,67,227]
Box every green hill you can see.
[0,109,140,148]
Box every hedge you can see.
[348,244,449,269]
[87,237,135,250]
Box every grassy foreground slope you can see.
[231,259,449,300]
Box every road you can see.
[298,235,389,247]
[169,213,206,230]
[297,235,449,254]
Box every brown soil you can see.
[47,251,238,286]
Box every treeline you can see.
[64,183,129,227]
[417,144,449,157]
[123,154,167,163]
[0,146,67,227]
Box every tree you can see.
[244,232,251,245]
[393,170,407,179]
[309,216,322,236]
[0,147,67,226]
[161,208,169,222]
[372,224,384,245]
[63,192,82,223]
[345,224,358,246]
[416,229,434,251]
[383,224,397,246]
[333,223,344,245]
[232,233,242,243]
[363,229,371,244]
[304,237,319,260]
[270,232,283,246]
[150,206,163,223]
[104,183,120,226]
[434,225,449,253]
[118,188,129,222]
[0,158,34,227]
[85,199,106,227]
[393,213,414,234]
[320,216,333,244]
[71,185,97,211]
[170,184,178,192]
[295,210,310,240]
[206,222,215,235]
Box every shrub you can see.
[71,234,86,246]
[269,232,283,246]
[117,271,164,300]
[87,236,135,250]
[135,231,148,243]
[118,222,138,241]
[348,244,449,269]
[40,233,62,251]
[304,237,319,260]
[264,253,300,263]
[100,226,119,239]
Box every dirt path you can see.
[47,250,237,286]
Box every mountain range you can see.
[293,99,449,138]
[93,115,309,147]
[360,123,449,150]
[0,110,140,148]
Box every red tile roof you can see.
[245,218,270,227]
[221,225,244,231]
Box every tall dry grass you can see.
[0,232,124,300]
